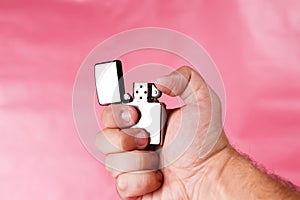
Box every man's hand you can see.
[95,66,230,199]
[95,66,300,200]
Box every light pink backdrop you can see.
[1,0,300,199]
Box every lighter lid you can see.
[95,60,125,105]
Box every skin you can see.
[95,66,300,200]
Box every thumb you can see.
[155,67,224,160]
[155,66,209,105]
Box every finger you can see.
[105,151,159,173]
[101,104,139,128]
[116,171,163,199]
[95,128,149,154]
[155,66,209,105]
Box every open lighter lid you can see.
[95,60,125,105]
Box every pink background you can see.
[1,0,300,199]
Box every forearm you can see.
[198,144,300,199]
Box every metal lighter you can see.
[94,60,167,148]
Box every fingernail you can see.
[121,110,131,123]
[155,72,175,84]
[155,76,167,84]
[117,177,127,191]
[135,132,147,148]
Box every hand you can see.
[95,66,231,199]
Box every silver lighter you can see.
[95,60,167,149]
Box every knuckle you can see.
[180,65,192,72]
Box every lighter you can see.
[95,60,167,149]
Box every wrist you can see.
[195,135,300,200]
[195,143,236,199]
[182,131,236,199]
